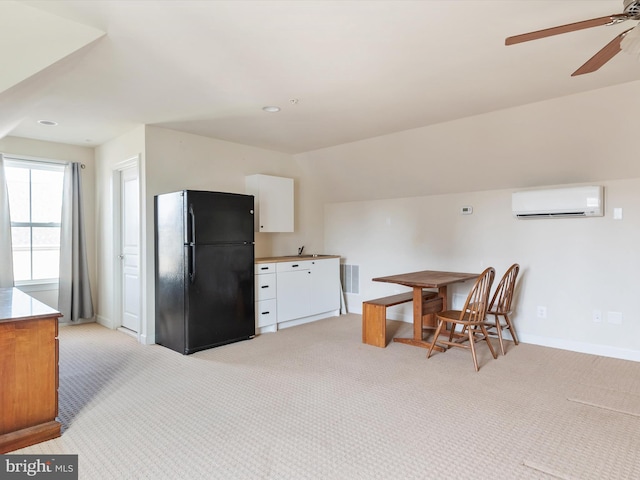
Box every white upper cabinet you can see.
[245,174,294,232]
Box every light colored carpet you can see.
[14,314,640,479]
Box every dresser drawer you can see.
[255,273,276,301]
[255,299,277,327]
[276,260,312,273]
[255,263,276,274]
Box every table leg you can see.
[438,286,448,310]
[392,286,445,351]
[437,286,449,337]
[412,286,423,340]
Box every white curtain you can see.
[0,154,14,288]
[58,162,94,321]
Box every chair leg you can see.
[504,313,519,345]
[468,326,479,372]
[427,320,445,359]
[448,322,457,343]
[480,324,497,359]
[494,314,506,356]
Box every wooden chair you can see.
[484,263,520,355]
[427,267,496,372]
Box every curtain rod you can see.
[2,153,85,169]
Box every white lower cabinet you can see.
[255,256,340,333]
[310,257,340,314]
[276,260,312,322]
[255,263,277,332]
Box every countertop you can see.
[255,255,340,264]
[0,287,62,323]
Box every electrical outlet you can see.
[613,208,623,220]
[537,306,547,319]
[593,310,602,323]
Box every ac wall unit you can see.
[512,185,604,219]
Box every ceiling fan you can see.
[506,0,640,76]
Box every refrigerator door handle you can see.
[188,205,196,283]
[189,244,196,283]
[189,204,196,245]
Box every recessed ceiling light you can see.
[37,120,58,126]
[262,106,280,113]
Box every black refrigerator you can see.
[154,190,255,354]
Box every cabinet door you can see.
[246,175,293,232]
[276,269,311,322]
[310,258,340,314]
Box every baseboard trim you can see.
[518,333,640,362]
[96,315,114,329]
[378,312,640,362]
[277,310,340,330]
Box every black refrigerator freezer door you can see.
[185,191,254,245]
[185,243,254,353]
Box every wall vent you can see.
[341,264,360,294]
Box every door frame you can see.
[112,155,142,341]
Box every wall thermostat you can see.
[461,206,473,215]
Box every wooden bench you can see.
[362,291,440,348]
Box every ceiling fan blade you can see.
[505,15,625,45]
[571,31,628,76]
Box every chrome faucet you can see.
[298,245,305,256]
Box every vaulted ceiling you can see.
[3,0,640,154]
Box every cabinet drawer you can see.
[255,299,277,327]
[256,274,276,301]
[255,263,276,274]
[276,260,312,273]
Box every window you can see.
[4,158,65,283]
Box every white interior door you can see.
[120,165,140,332]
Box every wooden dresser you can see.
[0,287,62,453]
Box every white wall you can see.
[325,179,640,360]
[144,126,329,256]
[294,81,640,361]
[94,125,146,336]
[0,136,96,314]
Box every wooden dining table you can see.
[372,270,479,350]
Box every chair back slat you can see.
[460,267,495,323]
[489,264,520,314]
